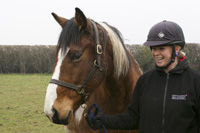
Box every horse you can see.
[44,7,142,133]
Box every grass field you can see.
[0,74,65,133]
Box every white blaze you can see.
[44,49,68,117]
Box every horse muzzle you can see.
[46,108,72,125]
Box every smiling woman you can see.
[151,45,181,73]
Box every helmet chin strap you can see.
[157,44,176,69]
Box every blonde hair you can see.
[175,44,186,59]
[177,51,186,58]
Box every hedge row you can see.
[0,43,199,73]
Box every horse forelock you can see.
[99,22,130,79]
[57,17,80,54]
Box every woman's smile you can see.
[155,56,164,62]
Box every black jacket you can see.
[105,58,200,133]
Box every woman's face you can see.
[151,45,172,68]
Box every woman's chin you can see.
[156,63,165,67]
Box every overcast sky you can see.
[1,0,200,45]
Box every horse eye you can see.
[70,53,82,61]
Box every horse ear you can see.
[51,12,68,28]
[75,7,87,30]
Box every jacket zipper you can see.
[162,73,169,133]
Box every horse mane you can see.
[57,17,80,54]
[57,17,130,79]
[99,22,130,79]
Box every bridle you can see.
[49,19,107,104]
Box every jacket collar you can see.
[155,57,189,74]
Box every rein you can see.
[49,19,106,104]
[85,103,107,133]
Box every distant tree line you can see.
[0,43,199,73]
[0,45,56,73]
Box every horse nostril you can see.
[52,108,60,123]
[50,108,72,125]
[52,107,56,113]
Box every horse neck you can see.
[88,60,141,114]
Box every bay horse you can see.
[44,7,142,133]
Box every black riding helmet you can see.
[143,20,185,69]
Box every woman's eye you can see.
[160,47,165,50]
[70,53,82,61]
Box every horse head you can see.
[44,7,108,125]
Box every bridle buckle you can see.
[97,44,102,54]
[78,87,84,94]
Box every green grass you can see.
[0,74,65,133]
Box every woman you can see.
[87,20,200,133]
